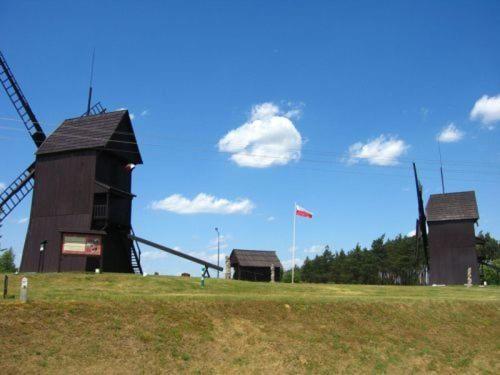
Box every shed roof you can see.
[426,191,479,222]
[230,249,282,268]
[36,110,142,164]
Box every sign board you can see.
[62,234,102,256]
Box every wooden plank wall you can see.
[428,220,479,284]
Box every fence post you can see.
[3,275,8,299]
[20,277,28,303]
[225,256,231,279]
[270,264,275,283]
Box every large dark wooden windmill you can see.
[1,50,223,276]
[413,163,480,285]
[0,50,143,274]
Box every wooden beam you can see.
[128,234,223,271]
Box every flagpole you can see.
[292,202,296,284]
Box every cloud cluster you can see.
[208,234,231,250]
[141,251,169,260]
[151,193,254,215]
[346,135,409,166]
[470,94,500,129]
[304,245,325,254]
[282,258,304,269]
[218,102,303,168]
[437,123,464,143]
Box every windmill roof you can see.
[426,191,479,222]
[36,110,142,164]
[230,249,282,268]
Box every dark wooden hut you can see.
[426,191,480,285]
[20,110,143,273]
[229,249,282,281]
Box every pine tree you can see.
[0,247,17,273]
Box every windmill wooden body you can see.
[21,111,143,273]
[425,191,480,285]
[413,163,481,285]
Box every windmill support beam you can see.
[128,234,223,273]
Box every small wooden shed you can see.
[426,191,480,285]
[229,249,282,282]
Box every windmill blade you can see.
[412,163,429,269]
[81,101,106,117]
[0,163,35,223]
[0,50,46,147]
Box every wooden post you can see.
[20,277,28,302]
[3,275,8,299]
[225,256,231,279]
[200,267,205,288]
[270,264,275,283]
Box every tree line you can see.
[283,231,500,285]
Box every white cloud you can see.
[117,107,135,120]
[267,216,275,222]
[0,182,5,191]
[207,252,227,263]
[304,245,325,254]
[17,217,28,224]
[187,250,227,265]
[470,94,500,128]
[141,251,169,260]
[420,107,429,121]
[282,258,304,269]
[407,230,416,237]
[346,135,409,166]
[208,234,231,250]
[437,123,464,143]
[151,193,254,215]
[218,102,303,168]
[141,109,149,116]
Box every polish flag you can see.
[295,204,313,219]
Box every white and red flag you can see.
[295,204,313,219]
[291,203,313,284]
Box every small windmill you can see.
[0,50,105,223]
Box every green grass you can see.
[1,273,499,374]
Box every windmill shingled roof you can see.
[36,110,142,163]
[230,249,283,268]
[426,191,479,222]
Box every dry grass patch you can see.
[0,273,498,373]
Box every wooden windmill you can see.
[1,50,223,276]
[0,50,143,274]
[413,163,480,285]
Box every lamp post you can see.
[215,227,220,278]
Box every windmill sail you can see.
[0,50,46,147]
[0,50,48,222]
[0,164,35,223]
[413,163,429,269]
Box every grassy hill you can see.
[1,273,499,374]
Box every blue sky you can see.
[1,1,499,276]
